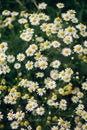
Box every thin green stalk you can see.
[16,0,28,10]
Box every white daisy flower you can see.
[25,61,33,70]
[10,121,19,129]
[52,41,61,48]
[0,112,3,120]
[37,88,46,96]
[14,63,21,69]
[38,2,47,10]
[36,107,45,116]
[74,44,83,53]
[17,53,25,62]
[62,48,71,56]
[7,55,15,63]
[15,111,25,120]
[56,3,64,8]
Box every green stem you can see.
[32,0,39,10]
[16,0,28,10]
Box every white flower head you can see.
[38,2,47,10]
[62,48,71,56]
[25,61,33,70]
[36,106,45,116]
[0,112,3,120]
[74,44,83,53]
[17,53,25,62]
[10,121,19,129]
[56,3,64,8]
[14,63,21,69]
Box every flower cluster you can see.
[0,2,87,130]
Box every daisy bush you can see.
[0,2,87,130]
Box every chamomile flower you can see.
[3,17,13,26]
[46,80,56,89]
[14,63,21,69]
[10,121,19,129]
[82,82,87,90]
[54,17,62,23]
[26,103,37,112]
[77,92,84,98]
[44,77,52,84]
[29,44,38,52]
[2,10,11,16]
[58,117,65,125]
[51,126,58,130]
[82,123,87,130]
[30,18,40,25]
[36,36,44,42]
[43,15,49,21]
[83,48,87,55]
[65,68,73,76]
[20,33,32,42]
[37,88,46,96]
[36,125,42,130]
[59,70,66,79]
[37,13,45,20]
[52,41,61,48]
[39,60,48,70]
[62,13,71,21]
[7,55,15,63]
[44,40,51,49]
[56,3,64,8]
[63,35,73,45]
[2,65,10,74]
[11,11,19,16]
[18,18,27,24]
[80,31,87,37]
[0,42,8,52]
[58,88,64,95]
[67,10,76,17]
[77,104,84,110]
[65,26,76,35]
[0,112,3,120]
[71,17,78,23]
[40,23,48,32]
[0,53,6,61]
[34,52,42,60]
[50,60,61,68]
[59,99,67,110]
[74,44,83,53]
[28,86,36,93]
[62,48,71,56]
[26,28,34,34]
[15,111,25,120]
[71,96,79,103]
[26,125,32,130]
[7,112,14,121]
[17,53,25,61]
[26,48,35,56]
[25,61,33,70]
[50,70,59,80]
[36,107,45,116]
[76,23,86,31]
[47,99,54,106]
[57,29,65,38]
[36,72,44,78]
[38,2,47,10]
[63,75,71,82]
[83,41,87,47]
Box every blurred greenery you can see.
[0,0,87,24]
